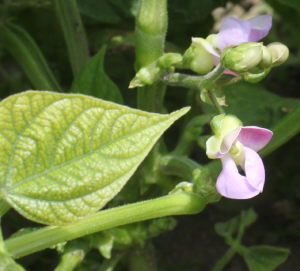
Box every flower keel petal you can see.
[243,147,265,192]
[217,156,261,199]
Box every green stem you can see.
[5,192,206,259]
[207,89,224,114]
[135,0,167,112]
[52,0,89,77]
[162,64,225,90]
[211,246,236,271]
[54,249,85,271]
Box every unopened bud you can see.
[267,42,289,67]
[183,38,214,74]
[158,53,182,69]
[221,42,263,73]
[210,114,242,138]
[129,62,160,88]
[259,46,272,68]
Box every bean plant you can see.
[0,0,297,270]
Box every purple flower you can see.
[207,125,273,199]
[197,15,272,67]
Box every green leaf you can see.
[276,0,300,11]
[215,209,257,240]
[77,0,139,23]
[72,46,123,103]
[203,82,300,128]
[96,235,114,259]
[0,91,189,225]
[243,245,290,271]
[0,22,61,91]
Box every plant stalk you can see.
[52,0,89,77]
[5,192,206,259]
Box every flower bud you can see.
[259,46,272,68]
[158,53,183,69]
[129,62,160,88]
[221,42,263,73]
[182,38,214,74]
[267,42,289,67]
[210,114,242,138]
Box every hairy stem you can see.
[135,0,168,112]
[5,192,206,259]
[161,64,225,90]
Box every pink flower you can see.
[207,125,273,199]
[198,15,272,67]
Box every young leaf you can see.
[0,91,189,225]
[215,209,257,240]
[72,46,123,103]
[242,245,290,271]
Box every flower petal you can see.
[238,126,273,151]
[248,15,272,42]
[192,37,220,65]
[243,147,265,192]
[220,126,241,154]
[216,155,261,199]
[215,17,251,51]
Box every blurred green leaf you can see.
[72,46,123,103]
[215,209,257,240]
[96,235,114,259]
[204,82,300,128]
[0,22,61,91]
[0,91,189,225]
[55,249,85,271]
[243,245,290,271]
[77,0,139,23]
[276,0,300,11]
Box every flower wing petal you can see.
[192,37,220,65]
[248,15,272,42]
[243,147,265,192]
[215,17,251,51]
[217,156,261,199]
[220,126,241,154]
[238,126,273,151]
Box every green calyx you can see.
[221,42,263,73]
[129,53,183,88]
[182,37,215,74]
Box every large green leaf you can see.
[72,46,123,104]
[0,91,189,225]
[243,245,290,271]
